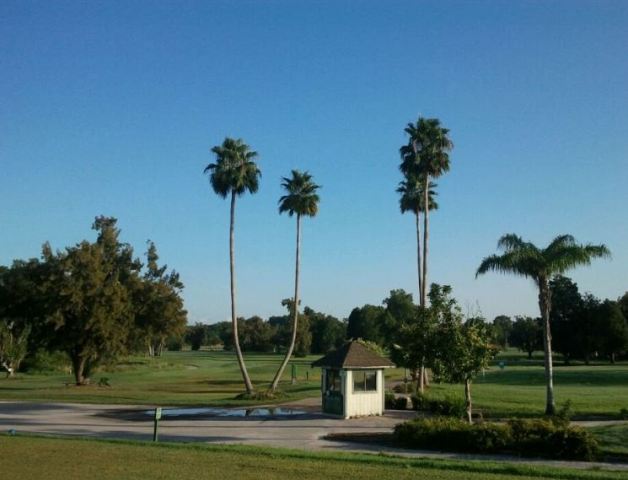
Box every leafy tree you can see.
[382,289,416,345]
[204,137,261,395]
[306,307,345,354]
[619,292,628,320]
[477,233,610,414]
[271,170,320,391]
[594,300,628,364]
[549,275,583,364]
[509,316,543,359]
[241,316,275,352]
[426,287,494,423]
[186,323,208,351]
[397,176,437,302]
[400,117,453,306]
[44,218,140,385]
[346,305,387,345]
[133,241,187,356]
[0,320,31,377]
[492,315,513,349]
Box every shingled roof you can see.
[311,341,395,369]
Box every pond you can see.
[145,407,307,418]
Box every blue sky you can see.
[2,1,627,323]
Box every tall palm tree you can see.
[204,137,261,395]
[397,175,437,393]
[397,175,438,301]
[400,117,453,307]
[270,170,320,392]
[476,234,610,415]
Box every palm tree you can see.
[270,170,320,392]
[204,137,261,395]
[400,117,453,307]
[476,234,610,415]
[397,175,438,301]
[397,175,437,393]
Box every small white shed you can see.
[311,341,395,419]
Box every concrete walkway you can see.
[1,400,626,472]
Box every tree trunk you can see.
[71,355,87,386]
[421,175,429,307]
[230,191,254,394]
[538,277,555,416]
[415,211,422,303]
[528,350,533,360]
[270,214,302,392]
[2,361,15,378]
[610,352,616,364]
[464,378,473,424]
[418,364,425,394]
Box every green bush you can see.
[21,349,69,374]
[393,417,599,461]
[385,393,410,410]
[394,396,409,410]
[411,393,467,418]
[393,383,412,394]
[394,417,509,453]
[620,408,628,419]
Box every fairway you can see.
[1,350,627,419]
[0,351,322,406]
[1,435,626,480]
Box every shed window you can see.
[353,370,377,392]
[326,369,341,392]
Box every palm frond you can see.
[278,170,320,217]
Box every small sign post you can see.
[153,407,162,442]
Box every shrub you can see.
[393,417,599,461]
[394,417,510,453]
[394,396,409,410]
[411,393,466,418]
[620,408,628,420]
[393,383,412,394]
[385,392,409,410]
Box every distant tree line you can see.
[482,276,628,364]
[182,301,346,356]
[0,217,187,384]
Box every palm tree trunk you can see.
[270,213,301,392]
[421,175,429,307]
[230,191,254,394]
[415,211,422,302]
[538,277,555,415]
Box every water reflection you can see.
[145,407,306,418]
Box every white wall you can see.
[343,369,384,418]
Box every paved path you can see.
[1,401,626,472]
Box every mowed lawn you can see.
[410,352,628,419]
[1,349,627,418]
[1,435,626,480]
[0,351,323,406]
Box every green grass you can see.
[0,434,626,480]
[588,424,628,460]
[389,350,628,419]
[1,349,627,419]
[0,351,322,406]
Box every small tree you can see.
[509,316,543,359]
[433,314,495,424]
[0,320,31,377]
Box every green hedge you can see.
[411,393,467,418]
[393,417,599,461]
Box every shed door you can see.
[323,369,343,415]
